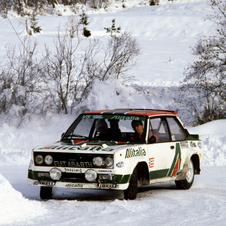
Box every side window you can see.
[166,117,186,141]
[149,118,171,142]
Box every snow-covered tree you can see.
[178,0,226,125]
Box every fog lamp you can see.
[38,172,50,178]
[99,174,112,180]
[50,168,62,180]
[85,169,97,182]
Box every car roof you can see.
[83,108,178,117]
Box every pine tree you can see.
[30,11,41,34]
[104,19,121,37]
[79,12,91,37]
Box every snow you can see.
[1,0,226,225]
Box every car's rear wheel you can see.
[124,167,138,200]
[40,186,52,199]
[175,159,194,189]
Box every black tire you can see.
[40,186,52,199]
[124,168,138,200]
[175,159,194,189]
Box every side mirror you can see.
[61,133,65,139]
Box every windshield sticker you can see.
[110,115,145,121]
[81,114,145,121]
[125,147,146,158]
[82,115,103,119]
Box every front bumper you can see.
[28,169,130,190]
[28,178,129,190]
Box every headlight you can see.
[35,155,43,165]
[93,157,103,167]
[45,155,53,165]
[50,168,62,180]
[105,157,113,167]
[85,169,97,182]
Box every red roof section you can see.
[83,108,178,117]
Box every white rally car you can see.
[28,109,202,199]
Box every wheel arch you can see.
[135,161,150,186]
[191,154,201,175]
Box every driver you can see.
[131,120,145,142]
[131,120,158,143]
[95,119,111,140]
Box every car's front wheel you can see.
[124,167,138,200]
[40,186,52,199]
[175,159,194,189]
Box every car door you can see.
[147,117,182,181]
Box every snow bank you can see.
[188,119,226,166]
[0,114,75,166]
[0,173,46,225]
[77,78,153,112]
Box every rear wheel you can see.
[40,186,52,199]
[124,168,138,200]
[175,159,194,189]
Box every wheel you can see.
[124,168,138,200]
[40,186,52,199]
[175,159,194,189]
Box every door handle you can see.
[170,146,175,150]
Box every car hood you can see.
[33,140,133,154]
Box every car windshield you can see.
[63,114,146,143]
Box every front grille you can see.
[34,152,113,168]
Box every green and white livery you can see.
[28,109,202,199]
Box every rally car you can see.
[28,108,202,200]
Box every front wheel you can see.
[40,186,52,199]
[175,159,194,189]
[124,168,138,200]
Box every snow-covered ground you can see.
[1,0,226,225]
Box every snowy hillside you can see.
[0,0,226,225]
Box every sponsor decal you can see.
[98,170,112,173]
[99,184,118,189]
[38,144,114,152]
[167,143,181,177]
[180,141,189,149]
[39,181,56,186]
[125,147,146,159]
[198,142,202,149]
[111,116,142,121]
[171,157,180,176]
[65,184,83,188]
[54,161,67,167]
[190,141,197,148]
[82,115,103,119]
[149,158,155,168]
[77,146,90,150]
[65,168,82,173]
[116,161,124,168]
[54,160,93,168]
